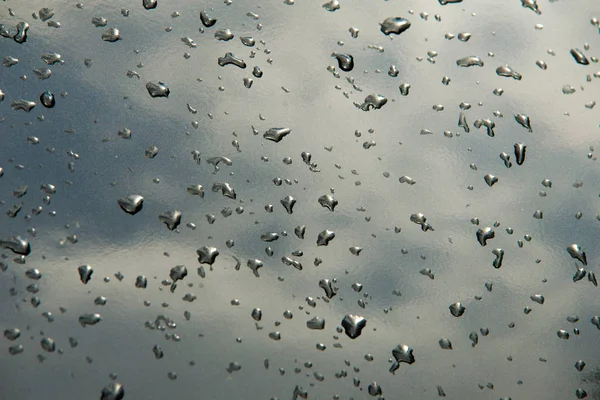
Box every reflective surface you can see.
[1,0,600,399]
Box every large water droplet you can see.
[142,0,158,10]
[496,65,522,80]
[101,27,121,42]
[570,48,589,65]
[118,195,144,215]
[379,17,411,36]
[100,382,124,400]
[449,302,465,317]
[316,230,335,246]
[159,210,182,230]
[14,21,29,44]
[476,227,495,246]
[341,314,367,339]
[355,94,387,111]
[200,10,217,27]
[78,265,93,284]
[11,100,36,112]
[332,52,354,72]
[197,246,219,265]
[264,128,291,142]
[567,244,587,265]
[146,82,170,98]
[218,53,247,68]
[456,56,484,67]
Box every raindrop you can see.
[379,17,411,36]
[146,82,170,98]
[449,302,465,317]
[218,53,247,69]
[567,244,587,265]
[200,10,217,27]
[355,94,387,111]
[159,210,182,230]
[264,128,291,143]
[476,227,495,246]
[514,114,532,132]
[456,56,484,67]
[197,246,220,265]
[100,382,124,400]
[496,65,522,80]
[101,27,121,42]
[78,265,93,284]
[341,314,367,339]
[118,195,144,215]
[332,52,354,72]
[570,48,589,65]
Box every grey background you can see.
[1,0,600,398]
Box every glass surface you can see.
[1,0,600,399]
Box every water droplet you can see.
[14,21,29,44]
[341,314,367,339]
[514,143,527,165]
[530,294,545,304]
[380,17,411,36]
[218,53,247,68]
[4,328,21,341]
[439,338,453,349]
[101,27,121,42]
[322,0,340,12]
[79,313,102,327]
[215,29,234,41]
[573,267,587,282]
[319,279,337,298]
[200,10,217,27]
[318,194,338,211]
[91,17,108,28]
[0,236,31,255]
[439,0,463,4]
[399,176,416,185]
[143,0,157,10]
[11,99,36,112]
[118,195,144,215]
[449,302,465,317]
[521,0,541,13]
[264,127,291,142]
[575,360,586,371]
[570,48,589,65]
[197,246,219,265]
[158,210,182,230]
[567,244,587,265]
[212,182,236,199]
[514,114,532,132]
[496,65,522,80]
[307,317,325,330]
[456,56,484,67]
[492,248,504,268]
[251,308,262,321]
[332,52,354,72]
[317,230,335,246]
[101,382,124,400]
[78,265,93,284]
[146,81,170,98]
[355,94,387,111]
[280,195,296,214]
[41,337,56,352]
[484,174,498,187]
[367,382,382,396]
[39,91,56,108]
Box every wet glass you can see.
[1,0,600,399]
